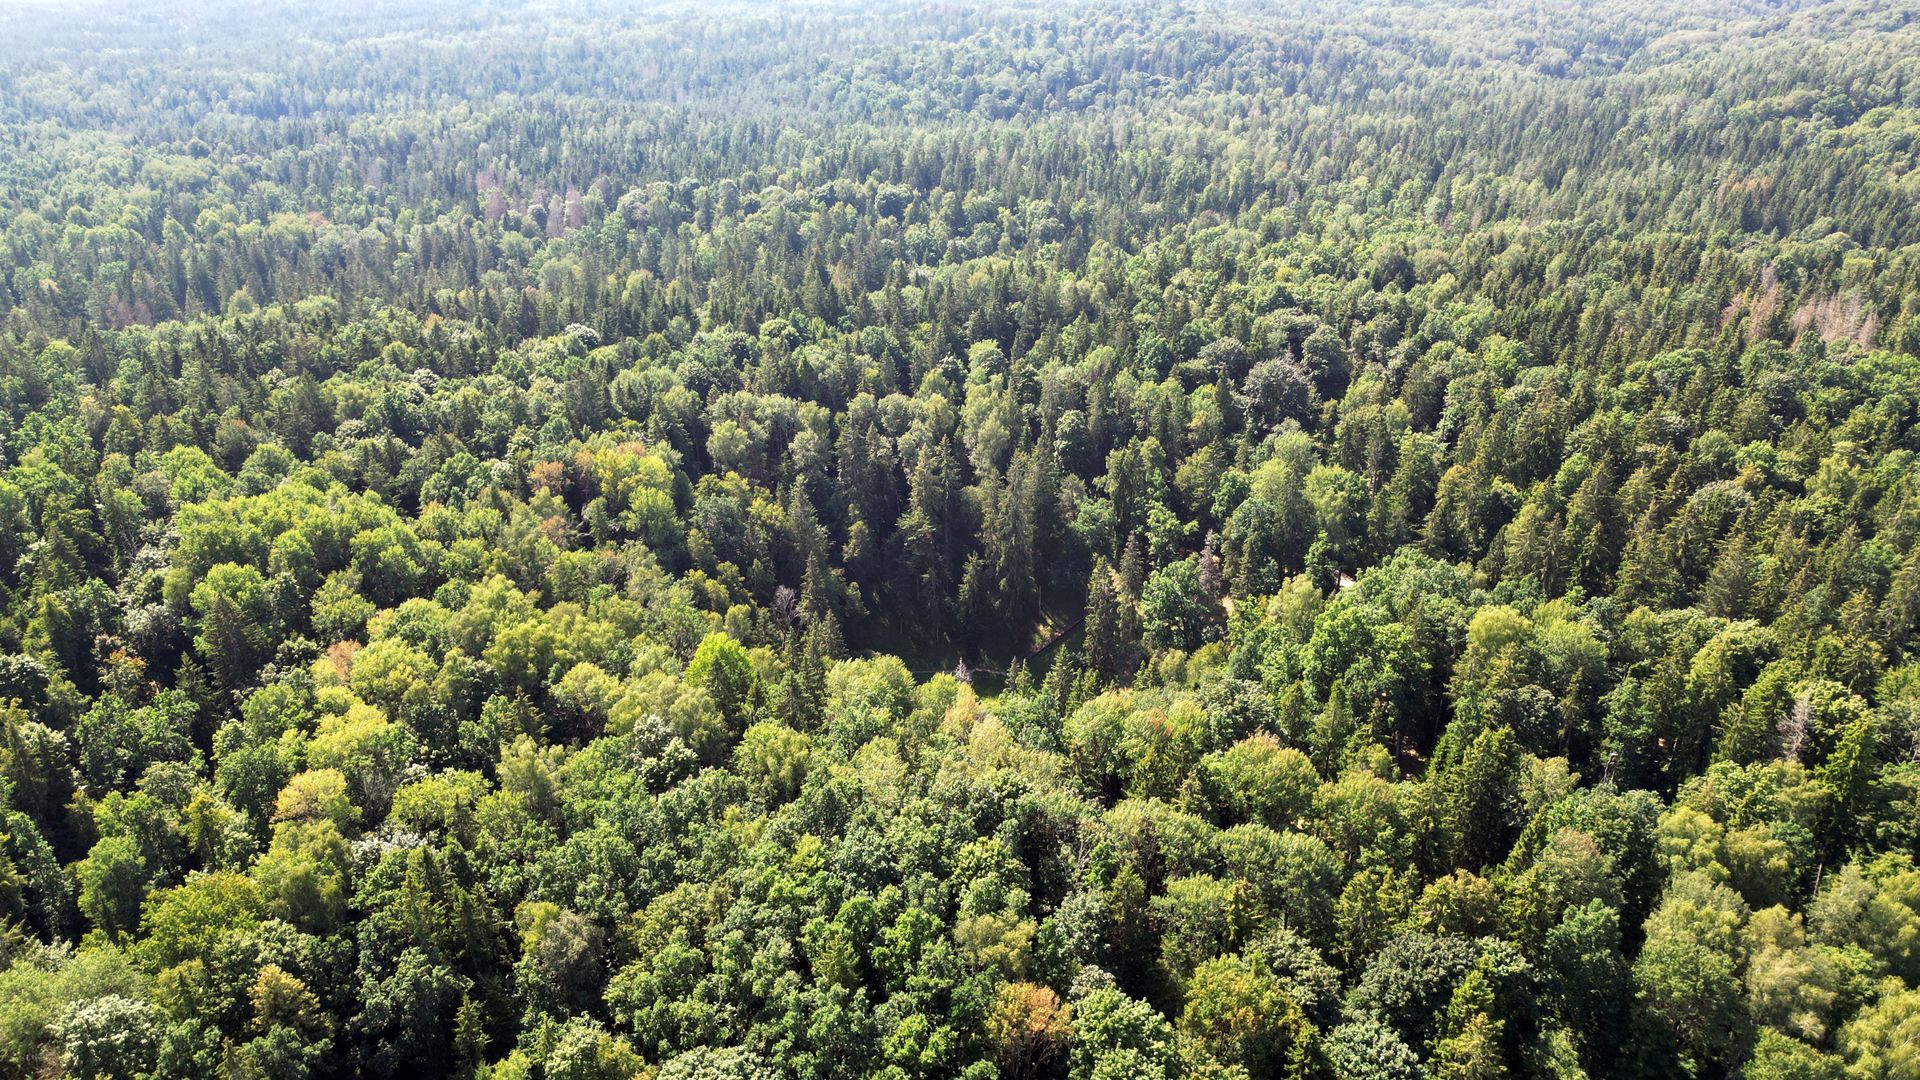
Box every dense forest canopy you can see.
[0,0,1919,1076]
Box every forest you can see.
[0,0,1919,1076]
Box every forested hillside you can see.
[1,0,1919,1076]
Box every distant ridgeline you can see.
[0,1,1917,1078]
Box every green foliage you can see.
[0,0,1915,1075]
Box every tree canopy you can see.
[0,0,1917,1076]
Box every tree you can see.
[1141,558,1218,653]
[1201,734,1319,830]
[137,872,265,972]
[74,691,195,790]
[685,632,758,732]
[1808,859,1920,987]
[1746,906,1844,1044]
[1177,953,1311,1079]
[253,820,351,932]
[57,994,162,1080]
[1069,986,1180,1080]
[1836,987,1920,1080]
[76,835,149,940]
[1540,900,1627,1062]
[733,722,812,803]
[189,563,276,692]
[1346,931,1476,1052]
[1301,325,1350,398]
[1321,1018,1421,1080]
[1747,1029,1845,1080]
[1428,956,1511,1080]
[517,902,609,1019]
[1441,725,1525,870]
[988,982,1072,1080]
[1631,872,1750,1073]
[352,948,470,1077]
[1085,557,1130,684]
[655,1044,778,1080]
